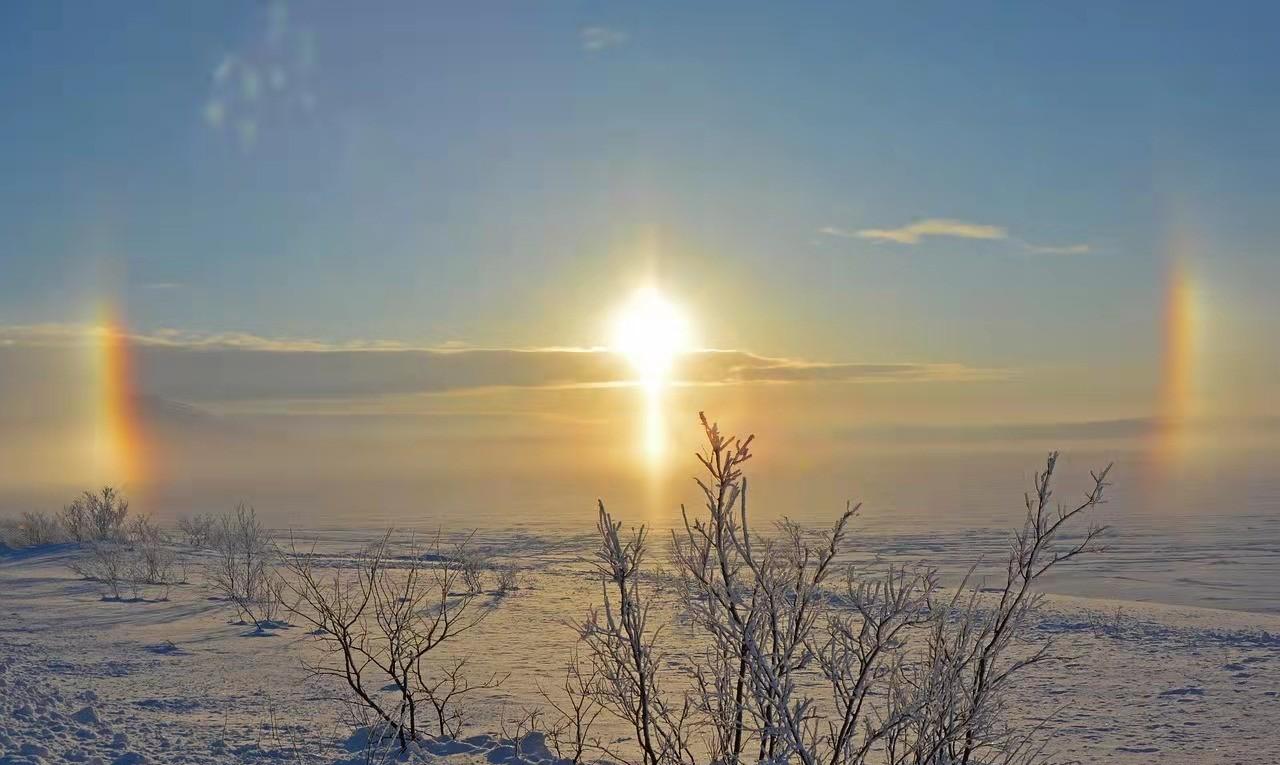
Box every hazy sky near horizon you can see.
[1,2,1278,514]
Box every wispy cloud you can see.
[841,219,1007,245]
[717,356,1000,384]
[1018,241,1092,255]
[0,325,1005,404]
[821,218,1090,255]
[580,26,628,52]
[202,2,317,152]
[139,282,183,290]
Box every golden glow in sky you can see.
[1150,249,1203,473]
[91,305,148,490]
[610,286,693,468]
[610,287,693,384]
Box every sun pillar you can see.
[1150,247,1200,476]
[91,304,149,491]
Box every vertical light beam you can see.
[641,380,666,466]
[1153,253,1199,469]
[92,305,148,490]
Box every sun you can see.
[611,287,692,383]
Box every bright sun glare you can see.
[611,287,692,383]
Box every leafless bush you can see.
[1084,604,1129,638]
[59,487,130,542]
[342,706,401,765]
[495,564,522,594]
[30,511,67,545]
[0,511,68,547]
[537,650,604,763]
[177,513,216,548]
[578,506,700,765]
[247,708,325,765]
[576,413,1111,765]
[126,515,177,586]
[280,530,497,751]
[0,518,18,549]
[666,418,856,765]
[209,504,284,629]
[423,656,506,738]
[458,547,490,594]
[56,488,182,599]
[499,705,547,759]
[69,541,131,600]
[889,451,1110,765]
[66,513,181,598]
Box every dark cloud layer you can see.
[0,325,1001,405]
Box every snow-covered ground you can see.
[2,530,1278,765]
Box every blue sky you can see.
[1,1,1278,516]
[1,1,1277,405]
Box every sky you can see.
[1,2,1277,522]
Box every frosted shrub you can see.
[69,541,131,600]
[67,513,181,599]
[0,511,68,547]
[209,504,284,629]
[280,530,500,751]
[0,518,18,549]
[127,515,177,585]
[27,511,67,545]
[576,413,1111,765]
[60,487,130,542]
[177,513,216,548]
[495,564,522,594]
[458,547,489,594]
